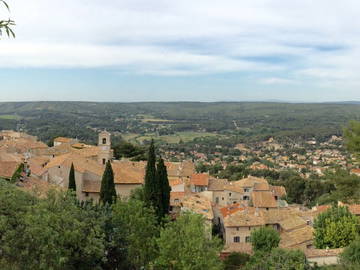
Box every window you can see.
[222,197,224,200]
[102,159,106,165]
[215,197,219,204]
[236,227,240,231]
[248,227,251,231]
[244,188,250,192]
[102,138,107,145]
[174,199,180,204]
[246,236,251,243]
[234,236,240,243]
[274,196,278,200]
[229,192,232,197]
[243,196,250,200]
[85,192,89,197]
[233,201,237,204]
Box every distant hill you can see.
[0,101,359,144]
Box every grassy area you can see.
[0,114,21,120]
[124,131,221,144]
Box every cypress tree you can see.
[144,140,158,209]
[68,163,76,191]
[100,161,117,205]
[156,158,171,217]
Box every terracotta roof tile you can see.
[190,173,209,186]
[251,191,278,208]
[0,161,20,179]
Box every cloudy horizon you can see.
[1,0,360,102]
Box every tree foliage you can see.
[344,120,360,160]
[156,158,171,218]
[68,163,76,191]
[244,248,310,270]
[251,226,280,253]
[111,199,158,270]
[0,1,15,38]
[224,252,250,270]
[154,212,224,270]
[341,238,360,268]
[314,206,360,249]
[100,161,117,205]
[144,140,158,208]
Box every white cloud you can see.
[1,0,360,85]
[260,77,296,85]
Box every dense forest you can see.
[0,102,360,145]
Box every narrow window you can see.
[102,138,107,144]
[102,159,106,165]
[246,236,251,243]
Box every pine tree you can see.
[144,140,158,209]
[68,163,76,191]
[156,158,171,217]
[100,161,117,205]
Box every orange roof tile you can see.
[220,203,244,218]
[0,161,20,179]
[190,173,209,186]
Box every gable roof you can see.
[190,173,209,186]
[0,161,20,179]
[208,178,228,191]
[251,191,278,208]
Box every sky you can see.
[0,0,360,102]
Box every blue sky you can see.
[0,0,360,102]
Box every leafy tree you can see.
[284,176,306,204]
[244,248,310,270]
[224,252,250,270]
[0,1,15,38]
[314,206,360,249]
[344,120,360,160]
[1,190,106,270]
[68,163,76,191]
[113,141,145,160]
[329,170,360,204]
[156,158,171,218]
[100,161,117,205]
[154,212,224,270]
[111,199,158,270]
[144,140,158,209]
[341,238,360,268]
[251,227,280,253]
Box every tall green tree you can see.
[154,212,224,270]
[68,163,76,191]
[251,227,280,253]
[0,1,15,38]
[100,161,117,205]
[314,206,360,249]
[111,199,158,270]
[156,158,171,217]
[144,140,158,209]
[344,120,360,160]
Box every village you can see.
[1,129,358,266]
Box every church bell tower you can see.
[98,131,113,165]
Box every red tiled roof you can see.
[190,173,209,186]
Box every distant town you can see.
[1,129,360,267]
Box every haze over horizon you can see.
[1,0,360,102]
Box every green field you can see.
[123,131,221,144]
[0,114,21,120]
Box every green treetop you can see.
[251,226,280,253]
[314,206,360,249]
